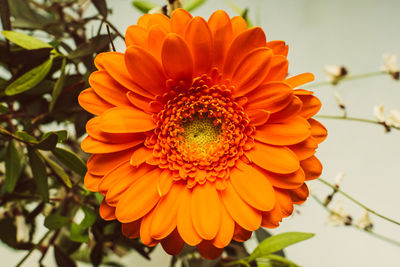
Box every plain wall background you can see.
[1,0,400,266]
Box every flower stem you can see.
[304,71,388,88]
[315,115,400,130]
[311,195,400,247]
[318,178,400,227]
[15,230,52,267]
[223,259,251,267]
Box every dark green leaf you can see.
[70,222,89,243]
[34,132,58,151]
[94,192,104,204]
[248,232,314,262]
[255,229,285,257]
[132,1,158,13]
[28,148,49,202]
[92,0,108,18]
[90,242,104,266]
[50,57,67,112]
[67,35,110,60]
[0,103,8,114]
[42,155,72,188]
[257,254,300,267]
[0,0,11,31]
[54,245,77,267]
[3,140,23,193]
[0,218,17,248]
[52,147,87,177]
[2,30,52,50]
[5,57,53,95]
[183,0,206,11]
[16,131,36,142]
[80,205,96,229]
[44,214,70,230]
[42,130,68,143]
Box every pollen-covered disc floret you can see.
[148,75,254,188]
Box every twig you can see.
[15,230,52,267]
[106,24,116,52]
[315,115,400,131]
[305,71,388,88]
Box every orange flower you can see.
[79,9,327,259]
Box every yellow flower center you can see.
[182,117,220,153]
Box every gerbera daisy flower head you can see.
[79,9,327,259]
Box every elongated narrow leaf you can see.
[54,245,77,267]
[183,0,206,11]
[257,254,300,267]
[42,130,68,143]
[5,57,53,96]
[255,228,285,257]
[16,131,36,142]
[50,57,67,112]
[0,103,9,114]
[80,205,96,229]
[28,148,49,202]
[34,132,58,151]
[67,35,109,59]
[132,1,158,13]
[3,140,23,193]
[70,222,89,243]
[248,232,314,262]
[2,30,52,49]
[92,0,108,17]
[52,147,87,177]
[44,214,69,230]
[42,154,72,188]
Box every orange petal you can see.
[137,14,151,28]
[94,52,154,99]
[160,229,185,255]
[192,182,221,240]
[177,187,202,246]
[99,160,133,195]
[230,164,276,211]
[246,82,293,113]
[301,155,323,181]
[220,181,261,231]
[150,183,184,239]
[146,25,168,61]
[139,207,159,246]
[125,25,148,47]
[309,118,328,143]
[212,204,234,248]
[184,17,213,75]
[232,224,252,242]
[258,167,305,189]
[122,220,141,239]
[147,13,171,32]
[115,168,162,222]
[106,164,155,206]
[125,45,167,96]
[232,47,273,97]
[126,91,160,114]
[130,145,153,167]
[84,172,102,191]
[261,202,282,228]
[297,94,322,119]
[285,73,315,88]
[99,199,116,220]
[264,55,288,82]
[223,27,266,79]
[247,109,270,126]
[158,169,173,197]
[288,137,318,160]
[288,183,309,204]
[275,188,294,217]
[255,116,311,146]
[87,149,133,176]
[208,10,232,69]
[170,8,192,35]
[98,106,155,133]
[197,240,223,260]
[231,16,248,38]
[81,135,144,154]
[78,88,113,115]
[162,33,193,84]
[266,41,289,57]
[268,95,303,122]
[294,89,314,96]
[246,141,300,174]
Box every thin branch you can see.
[106,24,116,52]
[315,115,399,131]
[15,230,52,267]
[305,71,388,88]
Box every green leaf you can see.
[42,154,72,188]
[80,205,96,229]
[44,214,70,230]
[90,242,104,266]
[248,232,314,262]
[92,0,108,17]
[68,35,110,59]
[52,147,87,177]
[255,228,285,257]
[0,0,11,31]
[15,131,36,142]
[2,30,52,50]
[70,222,89,243]
[42,130,68,143]
[50,57,67,112]
[34,132,58,151]
[0,103,9,114]
[3,140,23,193]
[54,245,77,267]
[257,254,300,267]
[5,57,53,96]
[28,148,49,202]
[183,0,206,11]
[132,0,158,13]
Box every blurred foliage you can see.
[0,0,310,266]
